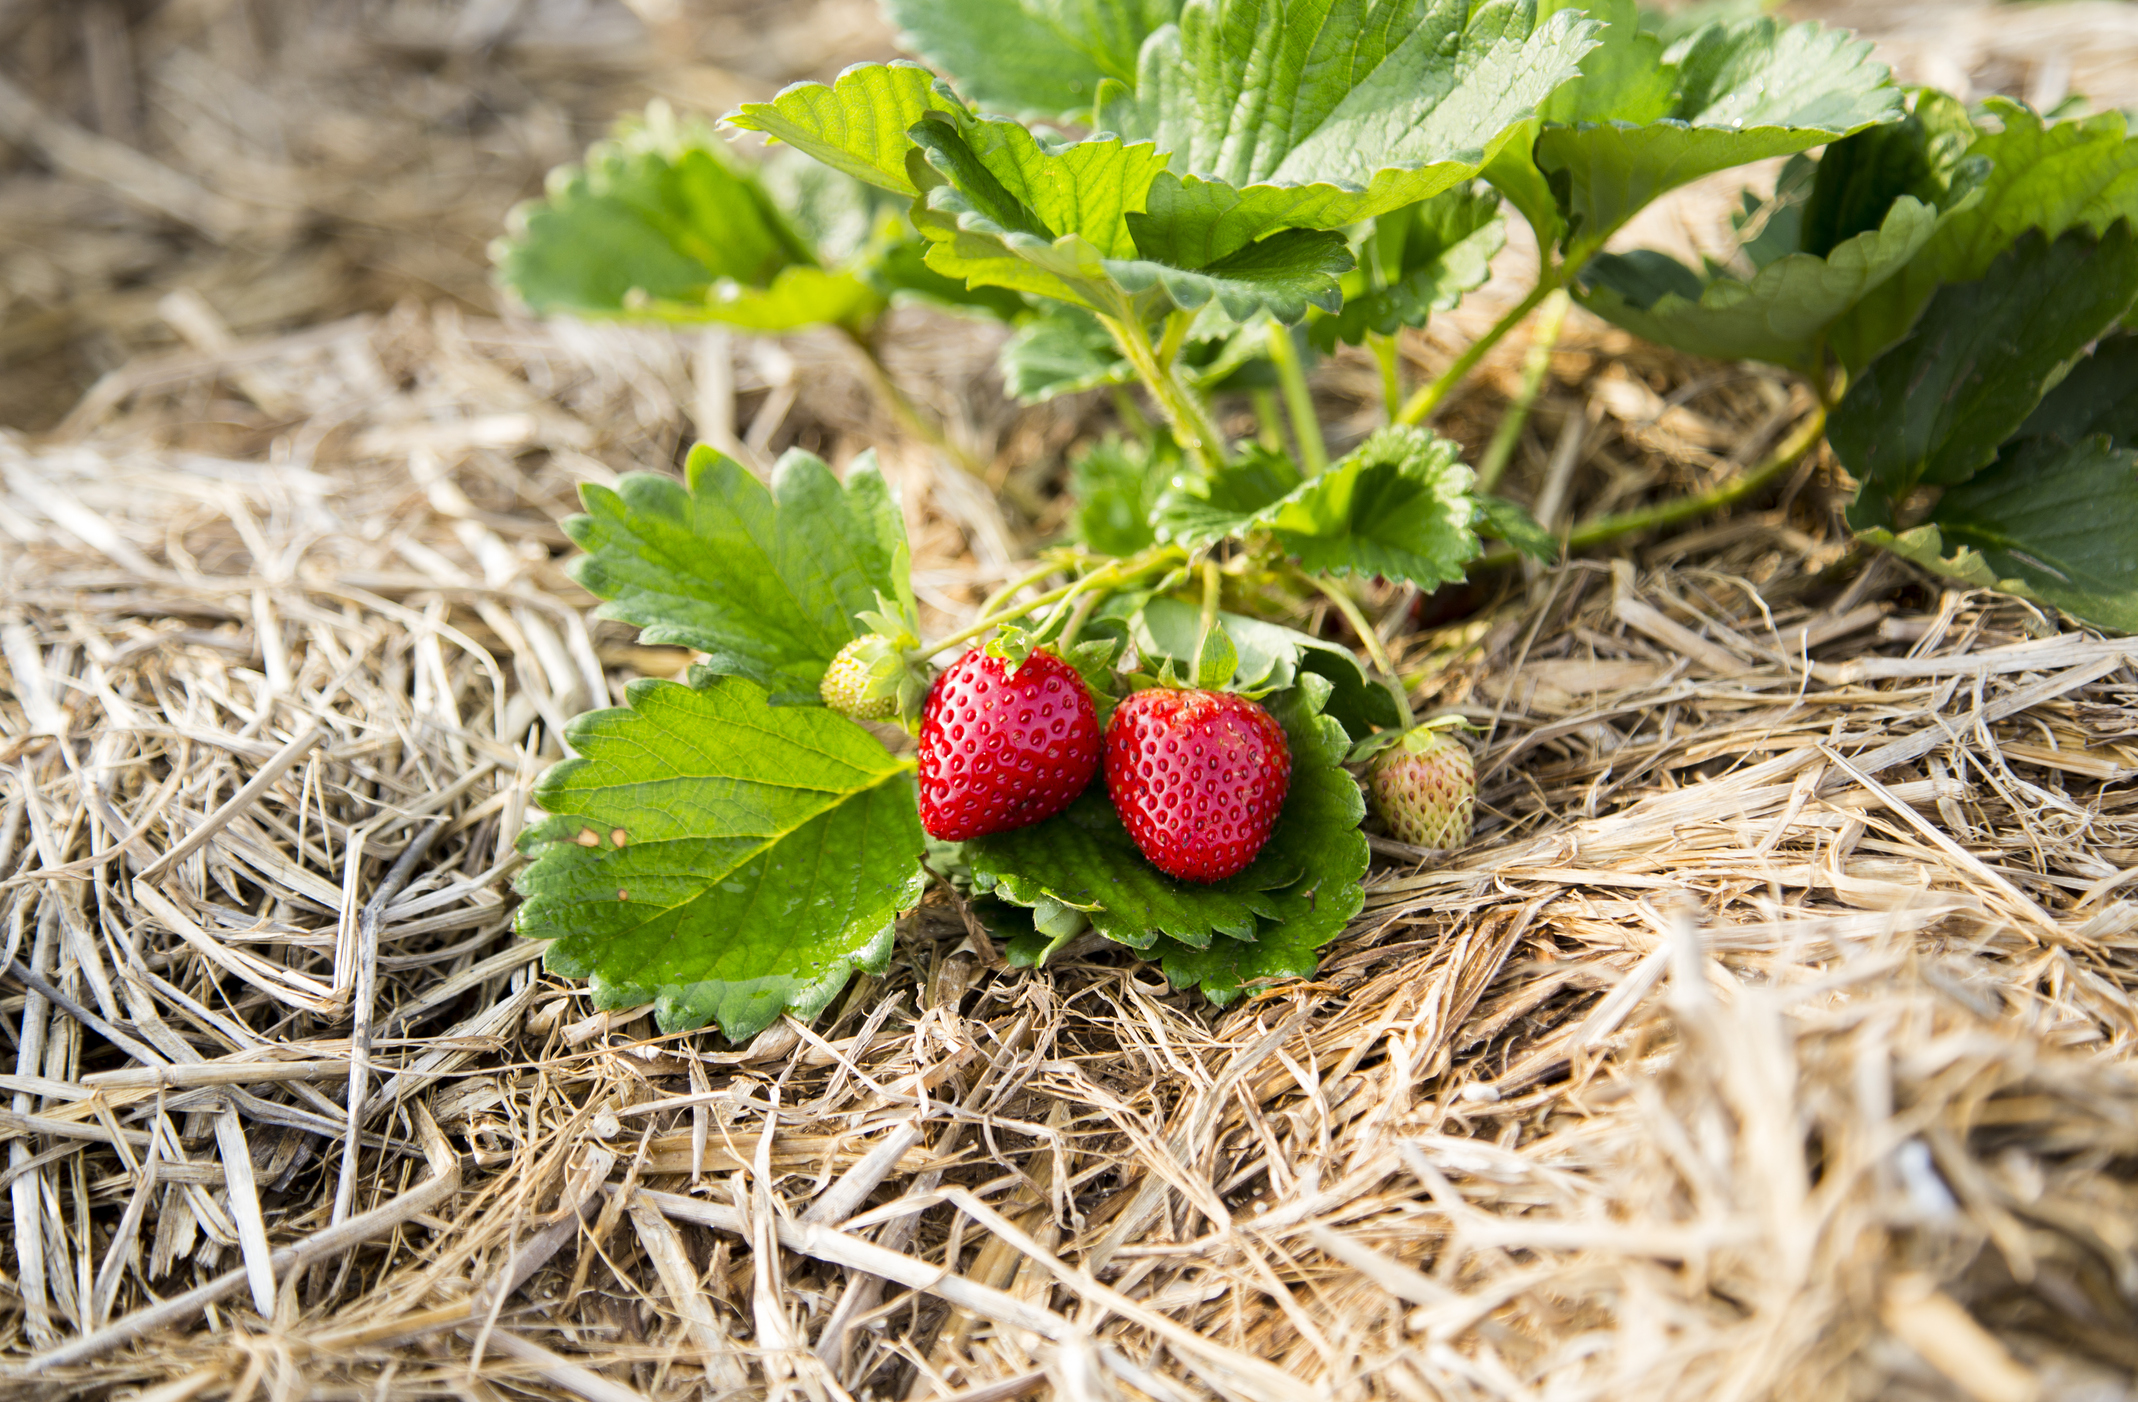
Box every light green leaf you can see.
[1831,101,2138,370]
[1831,223,2138,513]
[1130,597,1401,735]
[1578,192,1936,372]
[516,672,925,1040]
[883,0,1182,118]
[727,62,962,196]
[1898,434,2138,633]
[493,104,883,332]
[567,446,908,705]
[1311,183,1506,351]
[965,674,1364,977]
[1070,434,1179,554]
[1160,425,1480,588]
[1103,0,1595,263]
[1001,308,1133,401]
[1536,17,1902,263]
[1147,678,1367,1004]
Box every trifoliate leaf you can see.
[964,674,1362,968]
[1830,101,2138,369]
[1887,434,2138,634]
[1477,495,1556,564]
[1147,676,1366,1004]
[1310,183,1507,351]
[568,446,908,705]
[494,104,884,332]
[1578,191,1937,373]
[1100,0,1598,260]
[1535,17,1902,263]
[516,672,925,1039]
[883,0,1182,119]
[727,62,963,196]
[1070,434,1179,555]
[1160,425,1480,588]
[1130,598,1400,736]
[1831,223,2138,514]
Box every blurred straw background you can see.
[2,2,2137,1400]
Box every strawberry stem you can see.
[920,547,1185,661]
[1397,273,1560,427]
[1294,568,1414,729]
[1191,558,1222,681]
[1265,321,1329,476]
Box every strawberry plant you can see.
[503,0,2137,1039]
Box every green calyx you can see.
[1347,712,1470,765]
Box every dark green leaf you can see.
[1101,0,1598,260]
[1070,435,1178,555]
[1311,183,1506,350]
[965,674,1364,976]
[567,446,908,705]
[1477,495,1556,564]
[1831,223,2138,512]
[2017,332,2138,445]
[1863,434,2138,633]
[883,0,1182,119]
[727,62,962,196]
[516,672,925,1039]
[1798,88,1976,259]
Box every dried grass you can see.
[2,3,2137,1401]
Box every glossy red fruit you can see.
[1103,689,1291,883]
[918,649,1101,841]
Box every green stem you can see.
[1265,320,1328,476]
[1102,314,1227,476]
[1367,331,1404,424]
[1474,288,1571,494]
[841,326,982,478]
[1191,557,1222,681]
[1397,276,1558,427]
[1156,309,1194,370]
[977,560,1069,622]
[1470,405,1829,571]
[1295,568,1413,729]
[1251,388,1285,452]
[921,547,1184,660]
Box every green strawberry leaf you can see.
[883,0,1182,119]
[964,673,1363,972]
[1577,190,1937,373]
[1001,308,1134,402]
[494,104,883,332]
[516,672,926,1040]
[1831,223,2138,514]
[1310,183,1507,352]
[1830,101,2138,370]
[1159,425,1480,588]
[1100,0,1598,260]
[1797,88,1978,261]
[1873,434,2138,634]
[727,62,963,196]
[1130,597,1399,736]
[1146,677,1367,1004]
[2016,331,2138,445]
[567,445,908,705]
[1477,495,1556,564]
[1535,17,1903,264]
[1070,435,1180,555]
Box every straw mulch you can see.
[4,3,2138,1401]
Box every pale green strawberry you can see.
[1368,725,1475,849]
[820,637,901,720]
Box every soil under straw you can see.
[2,3,2138,1401]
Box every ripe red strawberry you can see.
[1367,726,1475,849]
[1104,689,1291,883]
[918,648,1100,841]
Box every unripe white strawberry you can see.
[820,638,901,720]
[1368,725,1474,849]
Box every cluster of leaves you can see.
[501,0,2138,1040]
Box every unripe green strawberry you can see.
[1368,726,1475,849]
[820,638,900,720]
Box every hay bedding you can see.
[2,5,2138,1402]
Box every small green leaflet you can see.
[1001,309,1133,402]
[1311,184,1507,351]
[1477,495,1555,564]
[964,674,1365,995]
[493,105,881,332]
[1157,425,1480,589]
[1871,435,2138,634]
[1534,17,1902,263]
[568,446,908,705]
[727,62,962,196]
[883,0,1182,119]
[1070,434,1179,555]
[1099,0,1598,259]
[516,672,926,1039]
[1129,596,1400,735]
[1829,101,2138,371]
[1831,223,2138,517]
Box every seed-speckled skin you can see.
[918,649,1100,841]
[1369,731,1475,849]
[820,639,897,720]
[1104,688,1291,883]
